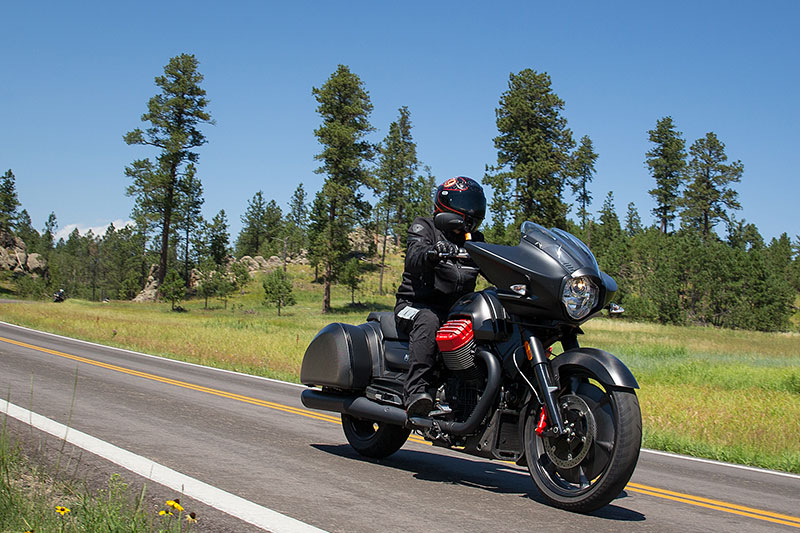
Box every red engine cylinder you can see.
[436,319,476,372]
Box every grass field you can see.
[1,262,798,473]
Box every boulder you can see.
[238,255,260,272]
[265,255,283,268]
[26,253,47,275]
[252,255,267,270]
[0,248,13,270]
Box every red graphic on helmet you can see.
[442,177,468,191]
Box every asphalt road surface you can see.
[0,319,798,532]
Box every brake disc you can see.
[542,394,596,469]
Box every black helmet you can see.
[434,176,486,233]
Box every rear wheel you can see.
[341,414,411,458]
[524,375,641,513]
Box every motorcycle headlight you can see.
[562,276,599,320]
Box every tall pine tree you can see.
[376,106,418,294]
[236,191,282,257]
[484,69,575,243]
[680,132,743,237]
[312,65,375,313]
[285,183,309,258]
[568,136,598,230]
[646,116,686,234]
[0,169,20,234]
[124,53,213,287]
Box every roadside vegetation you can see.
[1,261,798,474]
[0,423,198,532]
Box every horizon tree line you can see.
[1,56,798,330]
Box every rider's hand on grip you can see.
[427,240,459,263]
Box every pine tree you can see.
[727,217,764,251]
[646,117,686,234]
[484,69,575,243]
[624,202,643,236]
[206,210,230,267]
[124,53,213,287]
[42,212,57,253]
[236,191,273,257]
[376,106,418,294]
[312,65,375,313]
[159,269,186,311]
[285,183,309,258]
[16,209,40,251]
[593,192,626,283]
[568,136,598,229]
[262,268,295,316]
[341,257,363,304]
[0,169,20,234]
[680,132,743,237]
[173,163,204,286]
[405,166,437,229]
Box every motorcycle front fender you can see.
[551,348,639,390]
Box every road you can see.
[0,319,798,532]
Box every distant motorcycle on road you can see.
[300,218,642,513]
[53,289,66,303]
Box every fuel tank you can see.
[448,289,512,342]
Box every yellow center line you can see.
[626,482,800,526]
[2,334,798,527]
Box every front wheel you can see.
[524,376,641,513]
[341,414,411,459]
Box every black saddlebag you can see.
[300,322,375,390]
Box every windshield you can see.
[520,221,599,275]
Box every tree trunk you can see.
[322,196,335,314]
[282,237,287,272]
[379,207,389,295]
[157,161,179,288]
[323,261,331,313]
[184,225,191,288]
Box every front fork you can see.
[525,336,566,436]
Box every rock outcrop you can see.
[133,264,159,302]
[0,232,46,277]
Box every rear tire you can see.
[341,414,411,459]
[525,376,641,513]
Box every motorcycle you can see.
[53,289,66,303]
[300,217,641,513]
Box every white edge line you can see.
[0,399,327,533]
[3,320,798,481]
[0,320,306,388]
[639,448,800,480]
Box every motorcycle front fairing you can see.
[464,222,616,325]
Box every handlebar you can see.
[438,249,470,261]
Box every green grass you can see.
[1,260,798,473]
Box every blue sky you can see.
[1,1,797,242]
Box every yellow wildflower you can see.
[186,512,198,523]
[166,499,184,512]
[55,506,70,516]
[159,510,174,516]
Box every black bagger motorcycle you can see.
[300,220,641,513]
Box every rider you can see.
[395,176,486,416]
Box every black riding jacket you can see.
[395,216,484,311]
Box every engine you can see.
[436,318,483,382]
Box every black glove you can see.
[426,240,459,263]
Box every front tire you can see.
[341,414,411,459]
[524,376,641,513]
